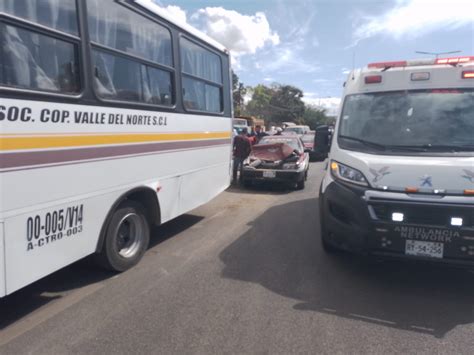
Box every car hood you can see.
[250,143,295,161]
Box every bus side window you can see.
[180,38,223,113]
[0,23,80,93]
[87,0,174,106]
[1,0,78,35]
[0,0,81,94]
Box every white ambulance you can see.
[317,56,474,265]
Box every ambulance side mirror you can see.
[315,125,330,158]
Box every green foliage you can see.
[301,105,329,130]
[232,71,247,116]
[245,84,274,119]
[234,76,331,128]
[269,85,305,123]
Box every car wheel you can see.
[97,201,150,272]
[296,178,305,190]
[242,179,252,188]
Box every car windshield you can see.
[233,119,247,125]
[259,137,302,151]
[301,134,315,143]
[284,127,305,135]
[234,126,247,134]
[339,89,474,153]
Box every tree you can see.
[245,84,274,120]
[301,105,329,130]
[232,71,247,116]
[268,85,305,123]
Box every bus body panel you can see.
[0,223,5,297]
[2,142,230,295]
[0,98,231,215]
[0,96,231,296]
[180,162,230,215]
[5,194,107,294]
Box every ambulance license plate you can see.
[405,240,444,259]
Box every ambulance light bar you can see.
[368,56,474,69]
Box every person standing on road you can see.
[233,128,251,184]
[254,125,268,143]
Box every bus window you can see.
[87,0,172,67]
[92,49,173,105]
[0,23,80,93]
[145,66,173,106]
[1,0,78,35]
[181,38,223,113]
[87,0,174,105]
[93,50,143,101]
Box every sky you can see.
[151,0,474,115]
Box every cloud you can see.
[313,78,330,83]
[161,5,187,25]
[192,7,280,56]
[303,95,341,116]
[262,46,321,74]
[150,1,188,25]
[353,0,474,43]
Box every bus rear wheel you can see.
[98,201,150,272]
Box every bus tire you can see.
[97,201,150,272]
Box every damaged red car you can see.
[241,136,310,189]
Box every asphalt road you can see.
[1,162,473,354]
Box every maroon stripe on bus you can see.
[0,139,231,172]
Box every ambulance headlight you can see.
[330,161,368,186]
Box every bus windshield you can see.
[339,90,474,153]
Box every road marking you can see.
[349,313,396,325]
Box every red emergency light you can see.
[436,56,474,65]
[365,75,382,84]
[462,70,474,79]
[367,56,474,69]
[367,61,407,69]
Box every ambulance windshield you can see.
[339,89,474,153]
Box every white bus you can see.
[0,0,232,297]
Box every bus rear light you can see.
[365,75,382,84]
[464,189,474,195]
[462,71,474,79]
[405,187,419,193]
[411,72,430,81]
